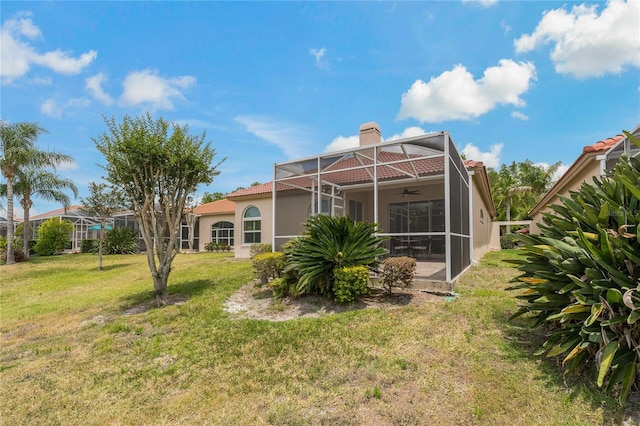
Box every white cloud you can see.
[460,143,503,168]
[514,0,640,78]
[85,73,113,106]
[119,69,196,111]
[398,59,536,123]
[324,135,359,152]
[511,111,529,121]
[324,127,433,152]
[40,98,61,118]
[535,162,569,182]
[1,14,97,84]
[235,115,313,159]
[310,47,330,71]
[385,127,429,141]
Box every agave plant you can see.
[508,131,640,402]
[285,215,388,297]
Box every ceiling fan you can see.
[399,187,421,197]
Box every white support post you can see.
[444,134,451,283]
[373,145,379,229]
[272,164,277,251]
[468,170,474,263]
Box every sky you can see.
[1,0,639,218]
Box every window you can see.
[480,208,485,224]
[349,200,363,221]
[309,198,332,216]
[243,206,261,244]
[211,221,234,246]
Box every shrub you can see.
[0,248,26,264]
[269,277,295,300]
[205,242,231,252]
[81,238,99,254]
[284,215,387,298]
[250,243,272,257]
[380,256,416,293]
[253,252,285,285]
[0,236,7,250]
[500,234,517,249]
[104,227,139,254]
[333,265,370,303]
[34,218,73,256]
[508,133,640,402]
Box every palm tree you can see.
[12,168,78,260]
[0,121,73,264]
[504,185,533,234]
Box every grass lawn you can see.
[1,250,637,425]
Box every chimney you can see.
[359,121,381,146]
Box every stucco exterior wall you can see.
[471,176,493,261]
[197,213,235,252]
[530,158,601,234]
[233,197,273,258]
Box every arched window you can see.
[211,221,234,246]
[243,206,261,244]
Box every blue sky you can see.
[1,0,639,217]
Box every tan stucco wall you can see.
[530,159,601,234]
[233,197,273,258]
[197,213,235,252]
[471,176,493,261]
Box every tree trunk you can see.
[153,273,170,306]
[6,176,15,265]
[98,225,104,270]
[506,199,511,234]
[21,198,32,261]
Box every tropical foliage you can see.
[508,132,640,402]
[9,167,77,260]
[34,217,74,256]
[284,215,387,299]
[488,160,560,225]
[0,121,74,264]
[104,227,139,255]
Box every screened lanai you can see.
[272,131,472,283]
[603,125,640,171]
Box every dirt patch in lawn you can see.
[224,282,449,322]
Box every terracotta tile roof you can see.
[195,199,235,215]
[30,205,85,221]
[582,134,624,153]
[228,154,483,200]
[463,160,484,168]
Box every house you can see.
[199,122,496,284]
[529,124,640,234]
[29,205,102,251]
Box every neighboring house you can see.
[530,124,640,234]
[216,122,496,283]
[29,205,102,252]
[195,199,235,249]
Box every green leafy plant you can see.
[333,265,370,303]
[380,256,416,293]
[34,217,74,256]
[205,242,231,252]
[250,243,272,257]
[285,215,387,298]
[508,132,640,402]
[252,252,285,286]
[500,234,517,249]
[104,227,139,255]
[81,239,99,254]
